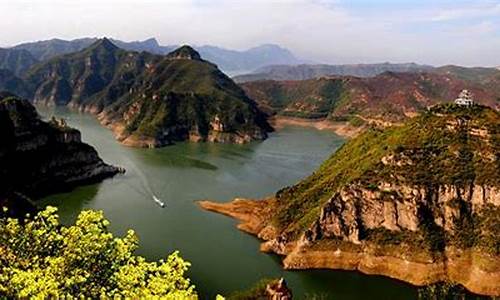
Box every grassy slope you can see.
[274,105,499,249]
[106,55,270,139]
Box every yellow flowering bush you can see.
[0,206,198,299]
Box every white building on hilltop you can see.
[455,89,474,107]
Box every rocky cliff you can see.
[0,92,122,213]
[200,104,500,296]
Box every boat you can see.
[153,195,165,208]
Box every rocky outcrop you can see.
[0,94,123,210]
[200,195,500,296]
[301,183,500,246]
[200,105,500,297]
[265,278,292,300]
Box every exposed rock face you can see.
[265,278,292,300]
[200,105,500,296]
[302,184,500,246]
[0,93,122,210]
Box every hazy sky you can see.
[1,0,499,66]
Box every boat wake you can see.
[153,195,165,208]
[122,155,166,208]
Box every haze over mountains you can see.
[234,63,435,82]
[8,37,303,74]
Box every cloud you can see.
[430,3,500,21]
[0,0,499,67]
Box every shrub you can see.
[0,206,198,299]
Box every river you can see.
[37,106,417,300]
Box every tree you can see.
[0,206,198,299]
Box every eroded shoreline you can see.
[269,116,364,138]
[198,197,500,297]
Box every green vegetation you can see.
[0,207,198,299]
[0,48,38,76]
[274,104,500,246]
[242,78,346,119]
[9,39,270,144]
[226,278,274,300]
[242,71,500,123]
[109,51,270,142]
[417,281,490,300]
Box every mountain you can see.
[233,63,434,82]
[0,48,38,76]
[12,38,300,73]
[26,38,162,109]
[0,69,31,99]
[5,39,271,147]
[12,37,175,61]
[200,104,500,296]
[240,72,500,123]
[13,38,98,61]
[110,38,175,54]
[98,45,272,147]
[0,92,121,215]
[435,65,500,83]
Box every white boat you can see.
[153,195,165,208]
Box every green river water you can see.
[37,106,417,300]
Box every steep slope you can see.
[0,69,31,99]
[0,93,122,214]
[241,72,500,123]
[200,104,500,296]
[0,48,38,76]
[233,63,434,82]
[12,40,271,147]
[99,45,272,147]
[26,38,161,110]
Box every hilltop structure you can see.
[455,89,474,106]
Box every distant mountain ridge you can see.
[11,37,302,73]
[198,44,302,74]
[233,63,435,82]
[241,71,500,123]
